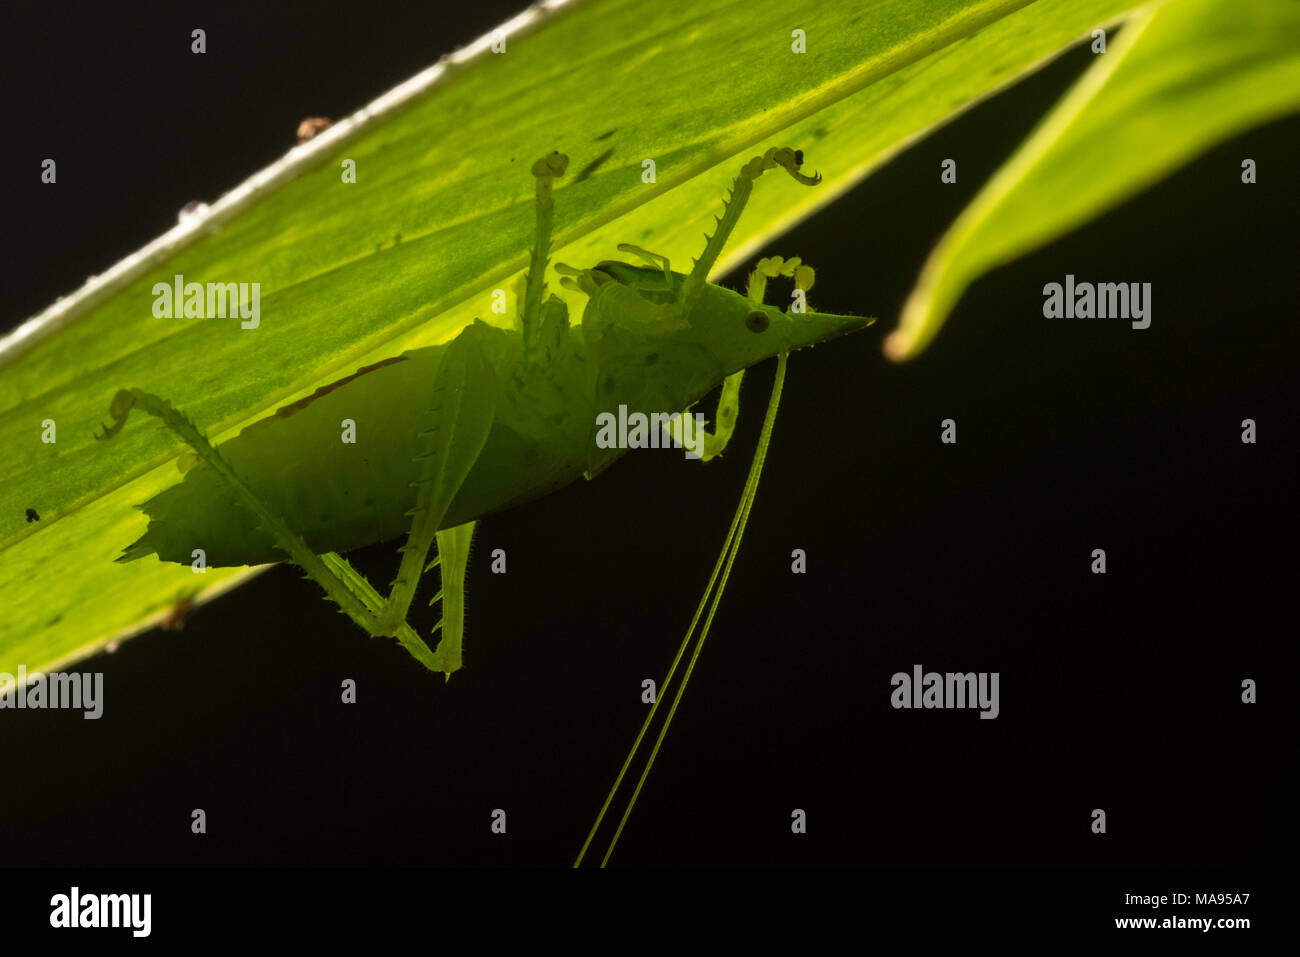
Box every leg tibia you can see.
[681,147,821,303]
[427,521,476,678]
[321,552,444,672]
[375,332,497,636]
[520,151,569,367]
[670,372,744,462]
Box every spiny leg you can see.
[679,146,820,304]
[519,151,569,368]
[374,332,497,638]
[98,390,451,671]
[96,331,497,676]
[324,520,477,678]
[426,521,476,676]
[321,551,443,671]
[261,330,495,649]
[324,524,471,678]
[666,148,816,457]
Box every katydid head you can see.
[681,277,874,374]
[582,259,873,371]
[570,257,873,414]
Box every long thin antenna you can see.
[574,352,789,867]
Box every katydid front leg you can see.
[679,146,820,304]
[657,148,820,461]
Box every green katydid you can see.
[94,146,874,864]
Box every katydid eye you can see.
[745,310,770,333]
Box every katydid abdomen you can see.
[118,320,596,566]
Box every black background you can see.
[1,0,1293,886]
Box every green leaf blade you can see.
[887,0,1300,360]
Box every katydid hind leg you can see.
[321,551,445,672]
[94,389,389,641]
[427,521,476,677]
[374,331,497,641]
[95,328,497,678]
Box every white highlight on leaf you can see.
[176,200,210,225]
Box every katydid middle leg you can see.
[369,151,571,658]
